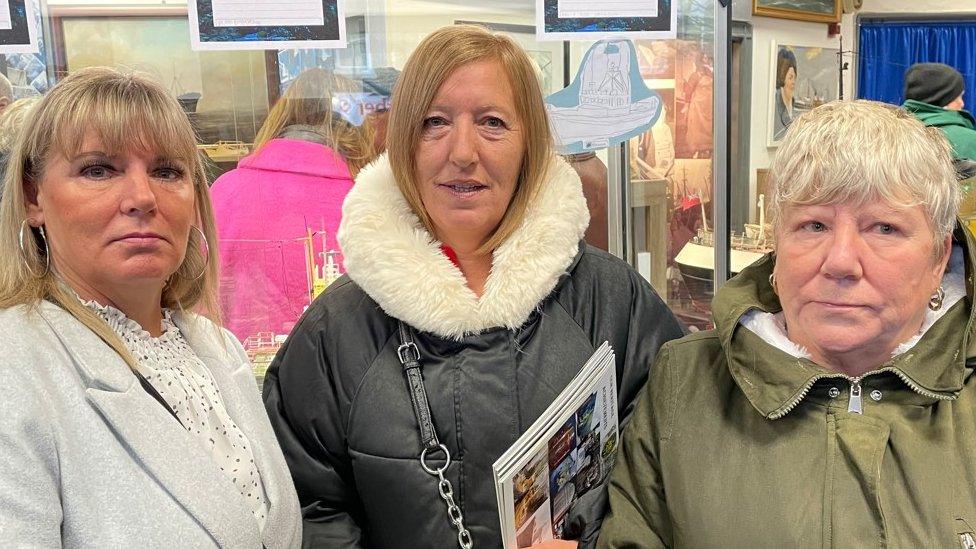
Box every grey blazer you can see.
[0,301,301,548]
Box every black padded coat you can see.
[262,155,682,548]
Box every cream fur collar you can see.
[740,245,967,360]
[337,153,589,340]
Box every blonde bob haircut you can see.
[386,24,553,254]
[254,67,375,176]
[768,99,960,260]
[0,66,220,369]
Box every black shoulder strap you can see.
[396,321,441,450]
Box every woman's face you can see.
[414,58,524,249]
[26,131,195,296]
[783,67,796,96]
[774,201,950,370]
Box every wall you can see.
[855,0,976,14]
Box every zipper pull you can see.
[848,379,863,414]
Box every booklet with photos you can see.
[492,343,618,548]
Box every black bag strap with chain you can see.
[396,321,473,549]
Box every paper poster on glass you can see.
[3,0,46,95]
[536,0,675,41]
[0,0,39,55]
[545,39,662,155]
[188,0,346,51]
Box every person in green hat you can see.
[902,62,976,162]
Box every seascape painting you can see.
[753,0,840,23]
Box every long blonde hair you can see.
[254,68,375,176]
[0,66,221,368]
[386,25,554,255]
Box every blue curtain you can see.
[858,20,976,106]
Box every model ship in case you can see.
[674,193,774,303]
[198,141,251,163]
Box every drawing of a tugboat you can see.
[546,39,662,153]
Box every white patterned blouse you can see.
[83,300,270,531]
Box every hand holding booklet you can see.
[493,343,618,548]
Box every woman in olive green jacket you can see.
[599,100,976,548]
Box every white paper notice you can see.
[212,0,325,28]
[557,0,657,19]
[0,0,12,31]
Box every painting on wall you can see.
[631,87,676,181]
[753,0,840,24]
[674,41,712,159]
[635,40,675,80]
[768,42,839,146]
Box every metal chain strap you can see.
[398,321,473,549]
[421,444,473,549]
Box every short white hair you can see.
[769,99,960,258]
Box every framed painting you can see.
[768,42,839,146]
[753,0,841,24]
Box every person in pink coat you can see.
[210,68,376,342]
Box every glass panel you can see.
[61,16,270,176]
[626,0,717,332]
[28,0,720,370]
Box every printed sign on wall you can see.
[536,0,676,41]
[189,0,346,51]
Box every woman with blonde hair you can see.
[210,67,376,341]
[599,100,975,546]
[263,25,681,548]
[0,66,300,547]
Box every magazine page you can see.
[495,346,618,548]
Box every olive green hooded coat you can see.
[598,225,976,548]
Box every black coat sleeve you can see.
[564,255,683,548]
[263,309,368,548]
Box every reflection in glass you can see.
[626,0,717,331]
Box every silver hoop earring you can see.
[929,286,946,311]
[190,225,209,281]
[19,220,50,278]
[768,273,778,295]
